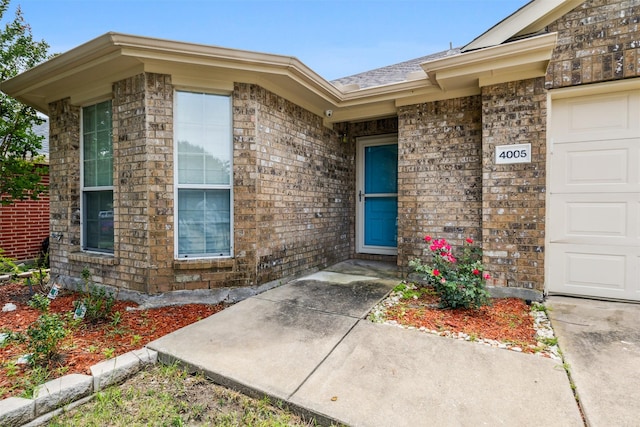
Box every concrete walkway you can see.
[546,296,640,427]
[148,260,583,426]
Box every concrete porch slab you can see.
[255,278,395,318]
[291,320,583,427]
[147,297,358,401]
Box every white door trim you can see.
[356,134,398,255]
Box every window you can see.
[82,100,113,253]
[175,91,232,257]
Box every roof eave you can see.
[422,32,558,91]
[2,30,557,126]
[463,0,583,52]
[0,32,345,115]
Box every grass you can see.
[48,363,337,426]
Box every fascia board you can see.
[339,78,434,102]
[0,30,554,121]
[514,0,585,38]
[422,32,557,90]
[1,32,345,112]
[1,33,118,96]
[463,0,582,52]
[324,86,481,123]
[113,34,344,101]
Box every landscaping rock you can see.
[34,374,93,416]
[487,285,544,302]
[0,396,34,426]
[2,303,16,312]
[90,348,158,391]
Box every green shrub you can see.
[409,236,491,309]
[0,248,18,275]
[27,313,69,365]
[74,267,116,323]
[27,293,50,312]
[0,329,26,346]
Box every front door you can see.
[356,135,398,255]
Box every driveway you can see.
[546,296,640,427]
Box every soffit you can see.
[422,33,557,91]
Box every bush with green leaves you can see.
[27,293,50,312]
[0,329,26,346]
[27,313,68,365]
[409,236,491,309]
[74,267,116,323]
[0,248,18,275]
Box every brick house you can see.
[2,0,639,302]
[0,121,50,263]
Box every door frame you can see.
[356,134,398,255]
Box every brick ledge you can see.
[173,258,234,270]
[68,252,118,266]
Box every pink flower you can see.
[440,278,447,284]
[432,269,440,277]
[424,235,432,242]
[473,269,480,275]
[484,273,491,280]
[466,238,473,244]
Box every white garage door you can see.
[548,87,640,301]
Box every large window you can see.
[82,100,113,253]
[175,91,232,258]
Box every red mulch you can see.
[0,282,227,399]
[384,290,537,347]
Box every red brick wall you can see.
[0,169,50,262]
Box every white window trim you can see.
[80,100,114,254]
[173,90,234,259]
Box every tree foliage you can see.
[0,0,50,205]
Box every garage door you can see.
[548,88,640,301]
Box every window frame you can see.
[173,90,234,259]
[80,99,114,254]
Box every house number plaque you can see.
[495,143,531,164]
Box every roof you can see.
[1,0,574,124]
[332,48,461,90]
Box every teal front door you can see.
[357,135,398,255]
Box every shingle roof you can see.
[331,47,461,90]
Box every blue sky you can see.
[11,0,529,80]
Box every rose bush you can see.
[409,236,491,309]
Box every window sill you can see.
[69,252,118,266]
[173,258,234,270]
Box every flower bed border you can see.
[0,347,157,426]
